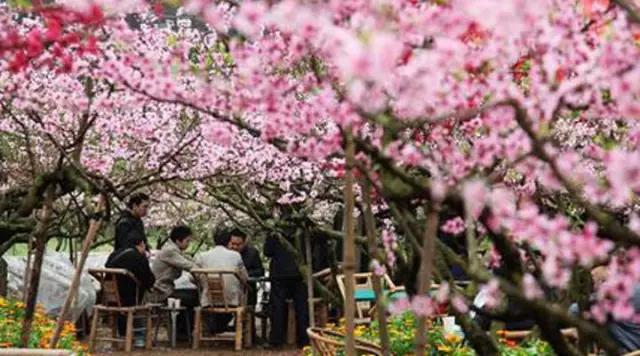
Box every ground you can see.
[94,347,301,356]
[90,328,303,355]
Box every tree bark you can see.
[19,187,54,348]
[360,178,390,356]
[305,228,316,328]
[342,132,356,356]
[414,208,439,356]
[49,195,105,348]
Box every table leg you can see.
[185,310,192,344]
[170,311,177,348]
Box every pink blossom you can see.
[463,179,488,219]
[479,279,502,309]
[522,273,543,300]
[388,297,411,315]
[441,217,465,236]
[451,295,469,314]
[410,295,437,317]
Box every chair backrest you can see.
[307,327,383,356]
[88,268,141,307]
[191,268,248,311]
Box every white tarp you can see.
[5,252,97,321]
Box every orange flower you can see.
[504,339,518,348]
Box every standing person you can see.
[105,232,155,346]
[195,227,249,333]
[264,226,310,348]
[228,228,264,306]
[114,193,150,252]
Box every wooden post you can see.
[305,230,316,328]
[342,132,356,356]
[50,194,106,348]
[361,178,390,356]
[414,208,439,356]
[20,188,55,347]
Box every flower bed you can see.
[0,297,87,355]
[305,312,553,355]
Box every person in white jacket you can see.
[194,227,248,333]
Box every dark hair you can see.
[127,231,146,247]
[170,225,192,242]
[213,227,231,246]
[229,228,247,240]
[127,193,150,209]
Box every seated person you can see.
[571,266,640,353]
[194,227,248,333]
[148,225,199,306]
[105,232,155,344]
[148,225,199,340]
[228,228,264,306]
[472,265,535,331]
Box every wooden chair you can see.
[307,327,383,356]
[87,268,153,352]
[191,268,253,351]
[336,273,401,323]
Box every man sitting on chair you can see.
[194,227,248,333]
[105,232,155,345]
[149,225,199,305]
[148,225,199,341]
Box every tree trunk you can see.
[361,178,390,356]
[305,229,316,328]
[22,234,33,304]
[0,257,7,297]
[50,195,105,348]
[414,208,439,356]
[342,132,356,356]
[19,188,54,348]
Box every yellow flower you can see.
[445,333,462,344]
[0,297,7,307]
[15,302,25,309]
[437,344,452,353]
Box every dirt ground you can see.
[93,346,302,356]
[90,330,303,355]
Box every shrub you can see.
[0,296,87,354]
[304,312,554,356]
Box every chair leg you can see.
[235,310,243,351]
[88,310,99,352]
[111,314,118,349]
[145,309,153,350]
[125,311,134,352]
[192,307,201,349]
[245,310,253,348]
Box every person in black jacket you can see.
[264,225,309,348]
[228,228,264,306]
[114,193,150,252]
[106,232,155,338]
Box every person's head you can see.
[127,193,150,218]
[213,227,231,247]
[591,265,609,288]
[129,232,146,254]
[170,225,192,250]
[228,228,247,252]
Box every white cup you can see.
[443,316,456,333]
[174,299,181,308]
